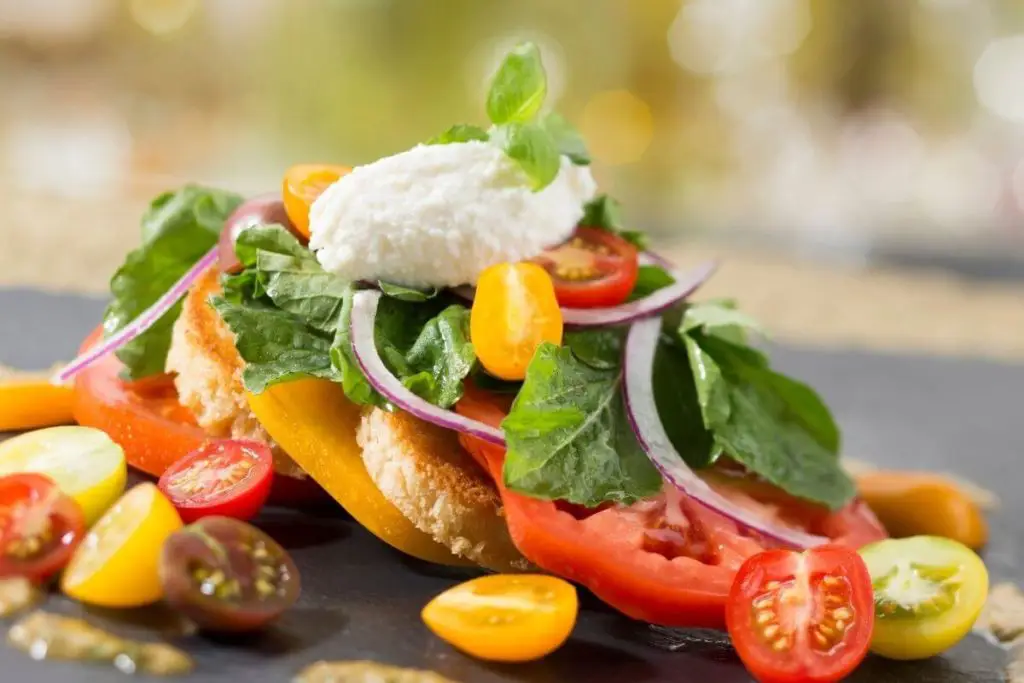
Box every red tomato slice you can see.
[72,328,321,507]
[532,227,639,308]
[159,440,273,523]
[0,473,85,581]
[726,547,874,683]
[455,385,887,628]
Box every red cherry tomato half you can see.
[158,440,273,524]
[0,473,85,581]
[726,546,874,683]
[531,227,639,309]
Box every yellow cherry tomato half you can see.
[859,535,989,660]
[422,574,578,662]
[0,426,126,526]
[471,263,563,381]
[282,163,351,238]
[0,370,75,432]
[62,483,182,608]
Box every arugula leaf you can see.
[580,195,647,249]
[501,343,662,507]
[678,313,852,509]
[103,185,242,379]
[378,281,439,302]
[486,42,547,125]
[427,124,490,145]
[491,122,561,191]
[542,113,590,165]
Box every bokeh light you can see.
[128,0,200,37]
[581,90,654,166]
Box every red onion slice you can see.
[622,316,829,549]
[350,290,507,446]
[52,247,219,385]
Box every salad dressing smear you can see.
[0,578,41,618]
[294,660,460,683]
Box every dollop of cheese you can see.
[308,141,597,288]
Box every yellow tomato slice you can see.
[0,372,74,432]
[422,574,578,662]
[0,426,126,526]
[246,378,471,566]
[471,263,563,381]
[282,163,351,238]
[62,483,182,607]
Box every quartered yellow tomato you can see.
[0,427,126,526]
[282,163,351,238]
[859,535,989,660]
[471,263,563,381]
[422,574,578,662]
[62,483,182,608]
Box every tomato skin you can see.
[282,164,351,238]
[158,440,273,523]
[72,328,320,507]
[0,473,85,582]
[726,547,874,683]
[455,386,887,629]
[532,227,639,308]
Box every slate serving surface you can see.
[0,289,1019,682]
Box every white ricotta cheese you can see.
[308,140,597,288]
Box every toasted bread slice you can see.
[358,408,529,572]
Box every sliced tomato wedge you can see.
[71,328,319,507]
[455,386,887,628]
[532,227,639,309]
[159,440,273,523]
[0,473,85,581]
[726,547,874,683]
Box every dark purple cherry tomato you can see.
[158,516,299,632]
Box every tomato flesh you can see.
[0,473,84,581]
[532,227,639,308]
[455,386,887,629]
[727,547,874,682]
[159,440,273,523]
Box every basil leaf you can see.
[629,264,675,300]
[486,42,547,125]
[542,113,589,165]
[652,338,716,469]
[680,322,853,509]
[103,185,242,379]
[501,343,662,507]
[580,194,647,249]
[492,121,561,191]
[427,124,489,145]
[378,281,439,302]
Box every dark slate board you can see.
[0,289,1018,682]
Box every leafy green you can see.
[652,338,716,469]
[676,304,852,509]
[103,185,243,379]
[564,328,625,370]
[501,343,662,507]
[630,264,675,300]
[580,195,647,249]
[491,122,561,191]
[427,124,490,145]
[542,113,589,165]
[378,281,438,302]
[680,299,765,345]
[486,42,547,124]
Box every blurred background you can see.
[3,0,1024,358]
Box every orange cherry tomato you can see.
[422,574,578,662]
[470,263,563,381]
[282,164,351,238]
[855,471,988,549]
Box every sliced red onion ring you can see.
[52,247,219,385]
[622,316,829,548]
[350,290,507,446]
[451,254,716,328]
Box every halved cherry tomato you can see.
[422,574,578,662]
[0,473,84,581]
[471,263,563,381]
[455,386,887,628]
[159,516,300,633]
[62,483,182,607]
[282,163,351,238]
[727,547,874,683]
[0,370,75,432]
[860,536,988,660]
[159,440,273,523]
[71,327,319,507]
[532,227,639,308]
